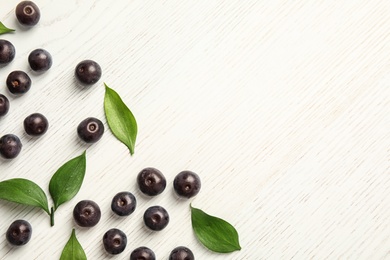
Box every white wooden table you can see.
[0,1,389,259]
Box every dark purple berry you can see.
[169,246,195,260]
[24,113,48,136]
[73,200,101,227]
[77,117,104,143]
[6,70,32,95]
[0,134,22,159]
[75,60,102,85]
[137,167,166,196]
[143,206,169,231]
[130,246,156,260]
[103,228,127,255]
[6,220,32,246]
[0,40,15,65]
[0,94,10,116]
[28,49,52,72]
[111,191,136,216]
[173,171,201,199]
[15,1,40,26]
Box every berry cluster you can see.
[0,1,103,159]
[72,167,200,259]
[2,2,201,259]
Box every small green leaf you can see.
[191,205,241,253]
[49,151,86,210]
[0,178,49,214]
[0,22,15,35]
[104,83,137,155]
[60,229,87,260]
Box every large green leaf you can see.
[191,205,241,253]
[60,229,87,260]
[0,178,49,214]
[104,83,137,155]
[49,151,86,210]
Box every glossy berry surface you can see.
[24,113,48,136]
[169,246,195,260]
[77,117,104,143]
[28,49,52,72]
[111,191,136,216]
[0,94,10,116]
[75,60,102,85]
[130,246,156,260]
[143,206,169,231]
[173,171,201,199]
[0,40,15,65]
[6,220,32,246]
[15,1,40,26]
[0,134,22,159]
[73,200,101,227]
[103,228,127,255]
[137,167,166,196]
[6,71,32,95]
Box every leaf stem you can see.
[50,207,55,226]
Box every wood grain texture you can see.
[0,0,389,259]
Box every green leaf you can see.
[49,151,86,210]
[0,22,15,35]
[0,178,49,214]
[191,205,241,253]
[60,229,87,260]
[104,83,137,155]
